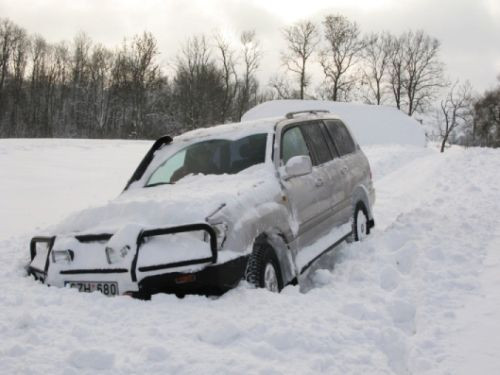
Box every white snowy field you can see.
[1,139,500,374]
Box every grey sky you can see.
[1,0,499,93]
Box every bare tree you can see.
[173,35,225,129]
[213,32,237,122]
[319,14,364,102]
[281,20,319,99]
[237,30,260,119]
[69,32,92,135]
[129,32,160,136]
[402,30,444,115]
[28,36,51,136]
[51,42,71,135]
[88,44,113,135]
[71,32,92,89]
[268,74,297,99]
[0,16,459,143]
[0,17,176,138]
[386,34,405,110]
[7,24,29,136]
[0,19,15,96]
[361,32,391,105]
[472,78,500,148]
[438,80,473,152]
[0,18,17,131]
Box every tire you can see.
[352,202,370,241]
[246,241,283,292]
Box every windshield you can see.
[145,133,267,186]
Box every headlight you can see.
[105,245,130,264]
[207,223,228,249]
[51,250,74,264]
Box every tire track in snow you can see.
[372,149,443,231]
[415,148,500,374]
[305,147,500,373]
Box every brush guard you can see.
[27,223,218,283]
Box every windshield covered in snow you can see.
[145,133,267,186]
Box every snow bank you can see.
[0,139,151,239]
[242,100,426,147]
[1,139,500,374]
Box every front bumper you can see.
[27,223,246,297]
[138,255,248,297]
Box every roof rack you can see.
[285,109,330,119]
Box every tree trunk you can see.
[440,135,447,153]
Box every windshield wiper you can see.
[144,182,175,188]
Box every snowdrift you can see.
[2,140,500,373]
[242,100,426,147]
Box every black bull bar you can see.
[28,223,218,282]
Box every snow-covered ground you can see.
[1,139,499,374]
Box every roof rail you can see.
[285,109,330,119]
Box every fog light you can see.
[51,250,74,264]
[105,245,130,264]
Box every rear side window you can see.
[324,120,356,156]
[299,122,333,165]
[281,126,310,164]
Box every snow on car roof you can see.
[242,100,427,147]
[175,117,281,142]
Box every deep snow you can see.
[1,139,499,374]
[242,100,426,147]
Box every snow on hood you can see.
[51,164,277,236]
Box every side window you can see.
[229,134,267,173]
[299,122,333,165]
[324,120,356,156]
[281,126,310,165]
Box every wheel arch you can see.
[351,184,374,221]
[250,229,296,287]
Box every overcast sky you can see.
[1,0,499,93]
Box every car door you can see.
[297,121,339,233]
[278,121,339,247]
[278,125,323,238]
[316,120,351,226]
[323,119,359,223]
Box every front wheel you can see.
[246,242,283,292]
[352,202,370,241]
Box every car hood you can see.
[50,165,279,236]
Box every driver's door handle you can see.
[315,178,324,187]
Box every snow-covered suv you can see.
[27,110,375,297]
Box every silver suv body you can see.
[27,111,375,297]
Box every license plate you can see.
[64,281,119,296]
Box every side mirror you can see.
[283,155,312,180]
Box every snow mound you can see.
[242,100,426,147]
[2,140,500,374]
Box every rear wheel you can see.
[352,202,370,241]
[246,241,283,292]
